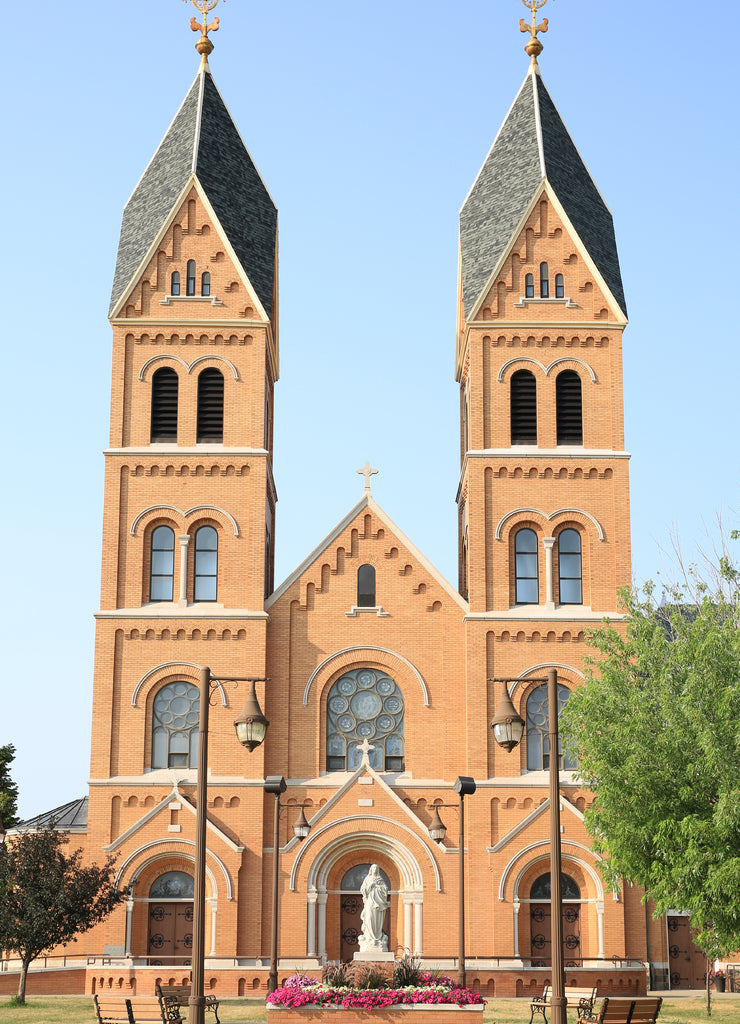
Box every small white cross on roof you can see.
[357,461,378,495]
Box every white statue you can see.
[358,864,390,952]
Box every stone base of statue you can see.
[352,949,395,963]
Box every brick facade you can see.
[13,47,678,999]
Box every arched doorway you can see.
[529,872,582,967]
[147,870,194,965]
[339,864,391,961]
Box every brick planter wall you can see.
[267,1006,485,1024]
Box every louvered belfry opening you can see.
[197,368,224,443]
[556,370,583,444]
[150,367,179,442]
[510,369,537,444]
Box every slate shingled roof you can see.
[109,69,277,317]
[13,796,88,832]
[460,67,626,321]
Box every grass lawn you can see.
[1,996,739,1024]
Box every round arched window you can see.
[149,871,194,899]
[152,682,200,769]
[326,669,404,773]
[530,872,581,901]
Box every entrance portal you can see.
[147,870,194,965]
[529,872,582,967]
[340,864,391,961]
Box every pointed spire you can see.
[459,67,626,321]
[184,0,223,69]
[109,66,277,319]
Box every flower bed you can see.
[266,970,485,1020]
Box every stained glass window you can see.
[326,669,404,772]
[152,682,200,769]
[526,683,577,771]
[149,871,195,899]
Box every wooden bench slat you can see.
[577,996,662,1024]
[93,994,183,1024]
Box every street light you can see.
[426,775,476,988]
[491,669,567,1024]
[189,667,269,1024]
[265,775,313,993]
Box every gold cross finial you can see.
[519,0,551,66]
[183,0,224,67]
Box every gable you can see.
[470,188,623,324]
[113,183,267,321]
[267,495,467,616]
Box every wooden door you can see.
[530,904,581,966]
[668,916,705,989]
[340,894,391,961]
[148,902,193,964]
[340,893,362,961]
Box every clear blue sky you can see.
[2,0,737,819]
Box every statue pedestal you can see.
[352,950,395,963]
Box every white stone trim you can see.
[291,816,441,893]
[113,840,232,900]
[130,504,239,537]
[131,662,227,707]
[496,357,597,383]
[138,354,240,381]
[303,647,430,707]
[494,507,605,542]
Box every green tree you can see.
[0,827,124,1003]
[561,576,740,1000]
[0,743,20,829]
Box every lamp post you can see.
[189,667,269,1024]
[426,775,476,988]
[265,776,312,993]
[491,669,567,1024]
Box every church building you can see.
[8,0,702,1000]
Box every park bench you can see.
[156,983,221,1022]
[577,996,663,1024]
[529,984,596,1024]
[92,994,183,1023]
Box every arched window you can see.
[152,681,199,768]
[150,367,179,443]
[186,260,196,296]
[357,564,376,607]
[326,669,404,772]
[510,369,537,444]
[201,272,211,297]
[530,872,581,901]
[170,271,181,296]
[525,273,534,299]
[558,529,582,604]
[526,683,577,771]
[150,525,175,601]
[540,262,549,298]
[196,368,224,443]
[515,528,538,603]
[149,871,194,899]
[556,370,583,444]
[555,273,564,299]
[194,526,218,601]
